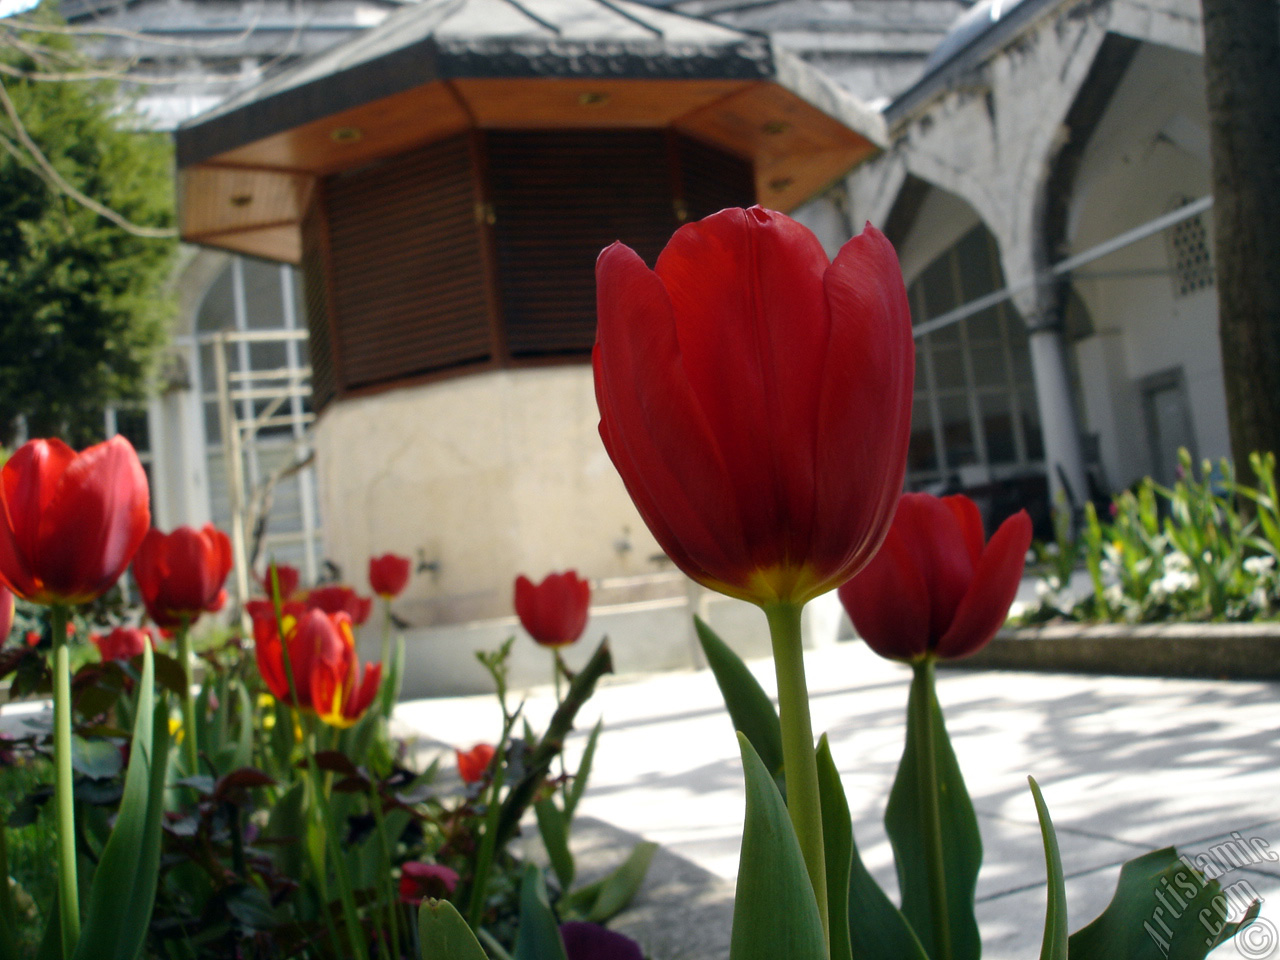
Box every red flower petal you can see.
[936,510,1032,659]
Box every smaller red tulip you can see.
[398,862,459,905]
[93,626,153,663]
[0,437,150,606]
[132,525,232,629]
[258,563,300,602]
[253,607,380,726]
[456,743,495,784]
[514,571,590,647]
[369,553,411,599]
[310,613,382,729]
[838,493,1032,662]
[306,584,373,626]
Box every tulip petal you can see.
[594,242,749,592]
[37,437,149,602]
[0,439,77,599]
[811,224,915,592]
[943,495,986,567]
[895,494,975,643]
[838,523,932,660]
[655,207,831,566]
[936,510,1032,659]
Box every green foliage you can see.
[1020,449,1280,623]
[729,734,826,960]
[0,5,176,446]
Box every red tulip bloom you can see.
[132,525,232,629]
[258,562,300,602]
[93,626,153,663]
[593,208,914,607]
[838,493,1033,661]
[369,553,411,599]
[253,607,380,726]
[398,862,459,904]
[306,584,373,626]
[514,571,590,647]
[456,743,495,784]
[0,437,150,606]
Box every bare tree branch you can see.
[0,76,177,238]
[3,12,265,50]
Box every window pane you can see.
[938,393,977,467]
[197,267,234,333]
[931,344,968,391]
[966,307,1002,341]
[954,227,1000,301]
[919,254,958,319]
[1020,388,1044,460]
[909,398,938,473]
[970,344,1009,389]
[980,393,1018,464]
[241,259,285,330]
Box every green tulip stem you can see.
[369,782,402,960]
[912,657,953,960]
[51,604,80,958]
[175,621,200,773]
[378,598,394,720]
[764,601,829,947]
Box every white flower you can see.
[1243,555,1276,577]
[1165,551,1192,573]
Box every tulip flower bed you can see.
[1020,449,1280,625]
[0,205,1263,960]
[0,441,647,958]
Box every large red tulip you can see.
[0,437,150,606]
[253,607,380,727]
[593,207,914,607]
[369,553,411,599]
[838,493,1033,661]
[514,571,590,647]
[132,524,232,629]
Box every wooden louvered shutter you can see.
[300,195,338,411]
[486,130,679,360]
[676,135,755,222]
[324,135,491,391]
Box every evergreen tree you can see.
[0,8,176,447]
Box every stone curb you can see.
[951,622,1280,680]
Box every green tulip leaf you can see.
[514,864,569,960]
[71,734,123,781]
[815,743,929,960]
[884,661,982,960]
[231,680,254,772]
[535,798,576,892]
[1069,847,1260,960]
[730,733,826,960]
[1029,777,1068,960]
[74,644,172,960]
[584,840,657,923]
[816,736,853,960]
[564,718,602,825]
[418,897,490,960]
[695,617,784,782]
